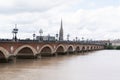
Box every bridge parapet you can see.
[0,39,106,45]
[0,41,105,61]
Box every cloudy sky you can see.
[0,0,120,40]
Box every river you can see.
[0,50,120,80]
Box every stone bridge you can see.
[0,41,104,61]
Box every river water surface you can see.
[0,50,120,80]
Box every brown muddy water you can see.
[0,50,120,80]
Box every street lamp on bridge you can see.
[67,34,70,41]
[75,37,78,41]
[33,31,36,40]
[55,34,59,41]
[39,29,43,41]
[12,24,18,42]
[82,37,84,43]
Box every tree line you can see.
[105,45,120,50]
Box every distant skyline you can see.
[0,0,120,40]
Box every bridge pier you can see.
[53,52,58,57]
[0,58,9,63]
[8,56,17,63]
[36,54,42,59]
[16,54,36,59]
[75,51,79,54]
[0,56,14,63]
[40,53,53,57]
[67,51,69,55]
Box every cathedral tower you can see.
[59,19,63,41]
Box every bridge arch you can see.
[39,44,54,57]
[67,45,74,52]
[14,45,37,58]
[76,46,80,52]
[55,44,66,55]
[81,46,86,51]
[90,46,93,51]
[86,46,90,51]
[0,47,9,60]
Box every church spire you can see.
[59,19,64,41]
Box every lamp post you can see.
[33,32,36,40]
[82,37,84,43]
[39,29,43,41]
[12,30,15,40]
[67,34,70,41]
[48,34,50,41]
[75,37,78,42]
[56,34,58,41]
[12,24,18,42]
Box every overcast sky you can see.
[0,0,120,40]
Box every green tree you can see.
[106,45,114,49]
[116,46,120,50]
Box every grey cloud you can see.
[0,0,83,14]
[0,5,51,14]
[0,0,66,14]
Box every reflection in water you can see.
[0,50,120,80]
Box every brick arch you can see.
[55,44,66,53]
[0,47,9,59]
[90,46,94,50]
[94,46,97,49]
[75,46,80,52]
[39,44,54,54]
[81,46,86,51]
[86,46,90,51]
[67,45,74,52]
[14,45,37,56]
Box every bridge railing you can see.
[0,39,106,46]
